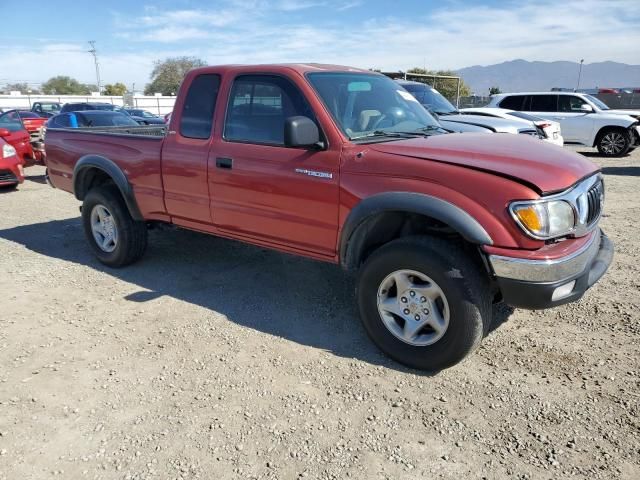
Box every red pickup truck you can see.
[45,64,613,370]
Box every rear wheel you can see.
[596,128,631,157]
[81,186,147,267]
[357,236,491,371]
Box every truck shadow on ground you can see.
[0,218,514,373]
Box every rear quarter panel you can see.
[45,130,167,219]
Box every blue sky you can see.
[1,0,639,90]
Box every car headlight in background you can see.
[2,143,17,159]
[510,199,575,239]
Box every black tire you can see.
[596,128,631,157]
[357,236,491,371]
[81,185,147,267]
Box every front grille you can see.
[0,170,17,183]
[586,181,604,225]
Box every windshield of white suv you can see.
[307,73,444,141]
[585,94,610,110]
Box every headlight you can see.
[2,143,16,159]
[510,199,575,239]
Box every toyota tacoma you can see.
[44,64,613,370]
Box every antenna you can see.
[88,41,101,94]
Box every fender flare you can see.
[339,191,493,269]
[73,155,143,221]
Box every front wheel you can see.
[81,186,148,267]
[357,236,491,371]
[597,128,631,157]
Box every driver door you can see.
[209,74,340,257]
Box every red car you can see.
[0,136,25,189]
[45,64,613,370]
[0,110,43,165]
[1,109,46,139]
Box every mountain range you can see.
[457,60,640,95]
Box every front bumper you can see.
[488,230,613,309]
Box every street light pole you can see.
[88,41,101,94]
[576,59,584,92]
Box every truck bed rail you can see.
[46,125,166,138]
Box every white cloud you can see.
[2,0,638,86]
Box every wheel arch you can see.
[339,192,493,271]
[73,155,143,221]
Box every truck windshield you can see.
[39,103,61,113]
[307,73,443,141]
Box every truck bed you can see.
[45,126,168,220]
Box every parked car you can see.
[461,107,564,146]
[31,101,62,118]
[487,92,640,156]
[60,102,124,114]
[47,111,142,129]
[45,64,613,371]
[0,136,25,189]
[395,80,543,139]
[0,109,47,141]
[123,109,165,125]
[0,111,39,166]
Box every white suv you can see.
[487,92,640,157]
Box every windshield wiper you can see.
[434,110,458,116]
[350,130,423,141]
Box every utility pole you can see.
[88,41,101,94]
[576,59,584,92]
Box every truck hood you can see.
[368,133,598,194]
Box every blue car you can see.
[46,111,140,128]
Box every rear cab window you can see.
[179,74,221,139]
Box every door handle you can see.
[216,157,233,169]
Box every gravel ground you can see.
[0,146,638,480]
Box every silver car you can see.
[396,80,544,140]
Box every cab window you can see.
[179,74,221,139]
[224,75,315,145]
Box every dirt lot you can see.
[0,146,638,480]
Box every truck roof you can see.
[188,63,371,76]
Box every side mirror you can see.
[0,128,10,137]
[580,104,594,113]
[284,116,321,148]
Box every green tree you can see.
[41,76,93,95]
[489,86,502,95]
[406,68,471,100]
[144,56,207,95]
[103,82,128,96]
